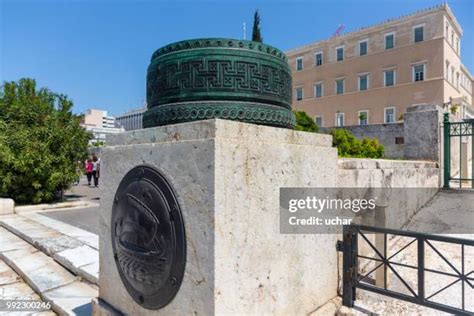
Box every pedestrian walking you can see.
[86,159,93,186]
[92,156,99,187]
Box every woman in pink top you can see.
[86,159,93,186]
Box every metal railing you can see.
[339,224,474,315]
[443,113,474,188]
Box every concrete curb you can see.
[15,200,98,213]
[0,198,15,215]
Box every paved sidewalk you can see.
[64,176,100,202]
[41,207,99,235]
[39,176,100,234]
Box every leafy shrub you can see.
[293,111,319,133]
[0,78,91,204]
[330,129,384,158]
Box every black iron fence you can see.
[339,224,474,315]
[444,113,474,188]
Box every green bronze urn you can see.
[143,38,295,129]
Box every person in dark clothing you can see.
[92,156,99,187]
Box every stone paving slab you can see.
[76,262,99,285]
[43,281,97,316]
[19,212,99,250]
[35,235,84,256]
[0,229,97,315]
[0,259,56,315]
[0,215,99,285]
[54,246,99,285]
[54,246,97,271]
[0,281,38,300]
[0,227,34,253]
[0,261,21,286]
[0,217,62,245]
[2,248,77,294]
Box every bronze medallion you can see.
[111,165,186,309]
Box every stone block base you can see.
[97,119,338,315]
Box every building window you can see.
[384,107,395,123]
[385,33,394,49]
[456,72,460,89]
[414,26,424,42]
[384,69,395,86]
[445,23,449,37]
[335,79,345,94]
[314,83,323,98]
[296,87,303,101]
[413,64,425,82]
[359,40,368,56]
[451,31,454,46]
[445,61,450,80]
[335,112,345,127]
[336,46,344,61]
[358,74,369,91]
[315,116,323,127]
[358,111,369,125]
[315,52,323,66]
[456,38,459,53]
[451,66,455,84]
[296,57,303,71]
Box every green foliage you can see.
[450,105,458,114]
[0,78,91,204]
[293,111,319,133]
[252,10,263,42]
[92,140,105,148]
[330,129,384,158]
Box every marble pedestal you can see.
[95,119,338,315]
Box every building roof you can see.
[286,3,462,56]
[117,106,147,118]
[461,64,473,81]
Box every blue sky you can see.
[1,0,473,116]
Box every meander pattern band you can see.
[143,101,296,129]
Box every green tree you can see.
[293,111,319,133]
[0,78,91,204]
[330,129,384,158]
[252,10,263,42]
[92,140,105,148]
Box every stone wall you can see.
[338,158,440,228]
[323,104,446,162]
[324,123,404,158]
[403,104,444,161]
